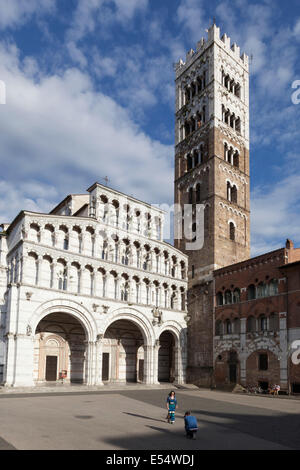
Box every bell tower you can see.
[174,23,250,385]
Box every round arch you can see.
[29,298,98,342]
[100,307,155,346]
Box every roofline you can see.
[87,182,166,214]
[6,210,97,235]
[278,260,300,270]
[213,247,286,276]
[49,193,88,214]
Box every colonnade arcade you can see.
[4,300,185,387]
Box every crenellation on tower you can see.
[175,25,248,80]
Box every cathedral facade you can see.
[0,183,188,387]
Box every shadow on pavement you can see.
[123,412,167,424]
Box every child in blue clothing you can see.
[166,391,177,424]
[184,411,198,439]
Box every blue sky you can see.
[0,0,300,256]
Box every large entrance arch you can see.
[103,319,145,383]
[34,312,87,384]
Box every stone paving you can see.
[0,385,299,450]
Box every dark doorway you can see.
[292,383,300,394]
[229,364,237,383]
[259,381,269,391]
[102,353,109,381]
[228,351,238,384]
[45,356,57,381]
[158,331,175,382]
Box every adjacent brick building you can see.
[213,240,300,393]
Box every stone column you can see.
[84,340,97,386]
[143,345,154,384]
[95,336,104,386]
[153,340,160,384]
[174,346,184,384]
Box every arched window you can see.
[247,284,256,300]
[188,187,193,204]
[268,279,278,296]
[257,282,267,298]
[233,151,239,168]
[229,222,235,241]
[215,320,222,336]
[200,145,204,163]
[269,313,279,331]
[224,143,228,161]
[233,288,240,303]
[227,182,231,201]
[196,183,201,203]
[259,314,267,331]
[246,316,256,332]
[225,319,232,335]
[231,186,237,204]
[233,318,240,334]
[216,292,224,306]
[225,290,232,305]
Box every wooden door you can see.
[45,356,57,381]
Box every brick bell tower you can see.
[174,23,250,386]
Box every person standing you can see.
[166,391,177,424]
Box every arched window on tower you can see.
[196,183,201,203]
[233,151,239,168]
[231,185,237,204]
[224,143,228,161]
[200,145,204,163]
[229,222,235,241]
[188,187,193,205]
[227,182,231,201]
[202,106,206,124]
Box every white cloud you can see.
[0,41,173,224]
[251,173,300,255]
[177,0,206,44]
[0,0,56,29]
[67,0,148,43]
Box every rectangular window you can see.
[192,265,195,278]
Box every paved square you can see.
[0,388,299,450]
